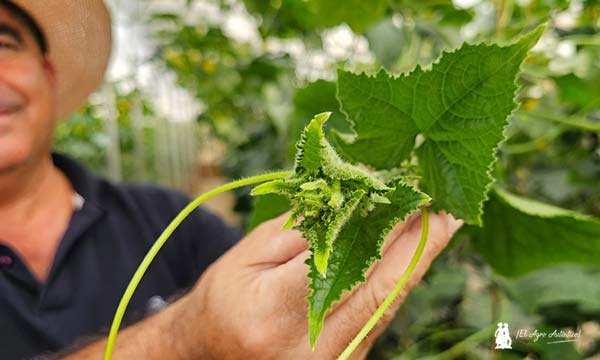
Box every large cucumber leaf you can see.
[335,25,545,225]
[471,187,600,277]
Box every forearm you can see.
[61,295,200,360]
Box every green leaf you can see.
[251,179,300,196]
[290,80,349,162]
[334,69,420,169]
[439,7,474,26]
[471,188,600,277]
[256,113,396,276]
[335,25,545,224]
[307,179,430,347]
[293,113,391,192]
[365,17,407,69]
[244,0,387,36]
[304,0,388,33]
[293,112,331,175]
[553,73,600,109]
[315,189,366,275]
[247,194,290,232]
[500,265,600,315]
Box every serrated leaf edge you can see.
[306,181,431,347]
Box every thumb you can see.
[239,212,308,266]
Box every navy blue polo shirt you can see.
[0,154,242,360]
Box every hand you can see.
[177,211,463,360]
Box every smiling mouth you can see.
[0,105,23,130]
[0,105,22,116]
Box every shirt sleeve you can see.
[182,203,244,278]
[124,184,244,290]
[169,191,244,288]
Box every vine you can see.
[103,171,290,360]
[104,25,548,359]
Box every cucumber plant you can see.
[104,25,547,360]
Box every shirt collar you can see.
[51,152,102,206]
[43,153,106,288]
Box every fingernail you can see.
[447,216,464,236]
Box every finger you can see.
[322,212,460,354]
[264,210,459,270]
[241,212,309,266]
[312,211,420,316]
[368,211,459,309]
[364,211,420,279]
[367,211,461,287]
[271,249,312,320]
[278,249,311,279]
[372,212,459,328]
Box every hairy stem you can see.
[104,171,290,360]
[337,209,430,360]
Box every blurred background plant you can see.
[53,0,600,358]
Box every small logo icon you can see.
[495,322,513,349]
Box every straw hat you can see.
[10,0,112,120]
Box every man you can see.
[0,1,462,359]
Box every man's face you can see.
[0,5,56,174]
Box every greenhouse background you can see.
[53,0,600,358]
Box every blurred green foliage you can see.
[54,106,108,173]
[54,88,157,182]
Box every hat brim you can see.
[12,0,112,121]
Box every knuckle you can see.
[379,307,397,325]
[428,235,447,256]
[251,317,288,353]
[254,219,275,234]
[367,309,397,340]
[397,287,410,303]
[403,276,421,295]
[368,285,388,314]
[377,275,400,302]
[404,284,415,298]
[368,275,422,317]
[240,322,273,356]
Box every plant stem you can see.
[337,209,430,360]
[418,326,495,360]
[390,327,479,360]
[103,171,290,360]
[525,110,600,132]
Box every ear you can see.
[42,56,61,124]
[42,56,57,87]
